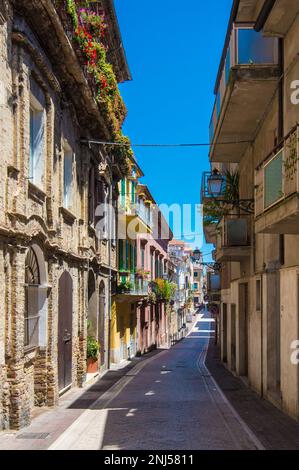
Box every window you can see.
[111,197,116,246]
[88,167,95,225]
[151,251,155,280]
[131,181,135,204]
[119,240,124,271]
[120,178,126,208]
[141,245,145,269]
[25,248,40,348]
[29,90,45,188]
[63,148,73,209]
[194,283,199,290]
[194,272,198,278]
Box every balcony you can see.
[116,275,149,302]
[263,0,299,37]
[209,24,279,163]
[215,217,251,262]
[119,197,152,235]
[136,203,152,230]
[255,126,299,234]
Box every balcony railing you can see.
[218,217,250,247]
[209,25,278,142]
[136,204,152,228]
[255,125,299,217]
[117,275,149,296]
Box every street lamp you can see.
[192,248,201,262]
[207,168,226,196]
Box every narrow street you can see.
[48,313,262,451]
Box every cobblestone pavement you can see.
[0,313,264,450]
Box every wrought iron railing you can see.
[255,125,299,216]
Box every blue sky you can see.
[114,0,232,260]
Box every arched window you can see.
[25,248,41,348]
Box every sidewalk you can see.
[0,349,164,450]
[205,340,299,450]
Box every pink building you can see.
[136,185,173,354]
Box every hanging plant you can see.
[55,0,132,175]
[284,132,299,181]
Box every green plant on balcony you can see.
[152,278,177,303]
[136,269,151,280]
[284,132,299,181]
[117,280,134,294]
[224,169,240,200]
[56,0,132,175]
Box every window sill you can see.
[60,206,76,225]
[28,182,46,204]
[24,346,39,362]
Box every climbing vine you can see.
[55,0,133,175]
[284,131,299,181]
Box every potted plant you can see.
[86,336,100,373]
[117,280,134,294]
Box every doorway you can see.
[58,271,73,391]
[87,270,97,338]
[231,304,236,372]
[239,284,249,377]
[267,272,281,397]
[222,303,228,363]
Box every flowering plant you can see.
[136,269,151,280]
[56,0,132,174]
[152,279,177,302]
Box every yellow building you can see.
[110,160,152,363]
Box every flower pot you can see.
[87,357,99,374]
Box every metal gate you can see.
[58,271,73,391]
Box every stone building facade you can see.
[204,0,299,421]
[0,0,130,430]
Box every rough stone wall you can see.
[0,1,119,430]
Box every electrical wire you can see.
[81,139,253,148]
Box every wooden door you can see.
[58,271,73,391]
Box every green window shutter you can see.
[133,244,137,273]
[121,179,126,207]
[264,150,283,209]
[129,244,134,273]
[119,240,123,271]
[131,181,135,204]
[125,240,129,270]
